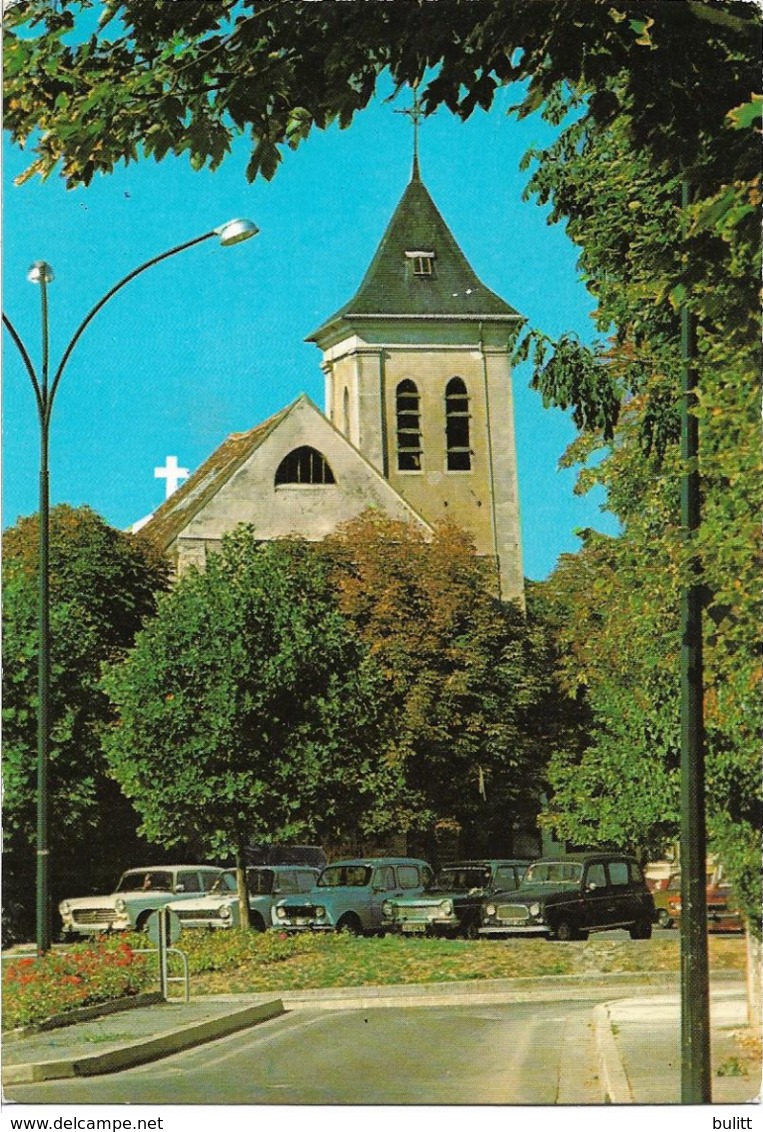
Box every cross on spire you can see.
[395,85,426,182]
[155,455,189,499]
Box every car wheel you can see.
[656,909,672,929]
[336,913,363,936]
[135,910,153,932]
[554,919,581,942]
[629,918,653,940]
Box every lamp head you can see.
[216,218,259,247]
[27,261,55,284]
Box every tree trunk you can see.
[235,843,251,930]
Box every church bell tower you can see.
[307,136,524,603]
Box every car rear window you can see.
[398,865,423,889]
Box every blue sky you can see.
[3,81,617,580]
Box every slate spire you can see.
[308,168,519,341]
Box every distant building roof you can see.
[308,175,521,342]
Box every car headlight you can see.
[314,906,326,919]
[382,900,395,919]
[484,903,497,918]
[115,898,126,913]
[218,905,231,919]
[529,903,541,918]
[275,906,287,920]
[439,900,454,917]
[59,901,71,915]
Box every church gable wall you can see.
[170,399,430,573]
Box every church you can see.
[144,147,525,605]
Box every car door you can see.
[604,859,636,926]
[368,865,399,929]
[581,861,612,929]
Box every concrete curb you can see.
[273,970,685,1010]
[2,1000,284,1085]
[3,993,165,1045]
[593,1003,634,1104]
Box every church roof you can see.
[142,404,290,551]
[308,174,521,341]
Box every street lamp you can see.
[3,219,258,954]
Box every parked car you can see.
[168,865,320,931]
[644,860,679,890]
[382,859,529,939]
[667,882,743,933]
[651,872,682,928]
[478,852,655,941]
[59,865,224,939]
[272,857,433,936]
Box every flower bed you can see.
[2,937,152,1031]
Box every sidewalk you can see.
[2,974,759,1104]
[2,996,285,1085]
[596,987,761,1105]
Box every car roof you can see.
[123,865,222,873]
[530,853,638,863]
[322,858,430,868]
[437,859,531,868]
[245,864,319,871]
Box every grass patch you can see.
[166,930,747,997]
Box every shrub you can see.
[2,937,152,1030]
[176,928,339,975]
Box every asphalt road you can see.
[6,998,606,1105]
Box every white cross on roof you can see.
[154,455,189,499]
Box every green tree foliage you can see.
[2,505,170,943]
[101,530,388,923]
[522,60,761,930]
[6,0,758,915]
[322,512,558,856]
[4,0,758,196]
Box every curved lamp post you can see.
[2,218,259,954]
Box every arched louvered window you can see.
[275,446,336,486]
[396,380,422,471]
[445,377,471,471]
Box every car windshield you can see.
[523,862,584,886]
[428,868,491,892]
[317,865,372,888]
[247,869,275,895]
[117,870,173,893]
[210,871,237,894]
